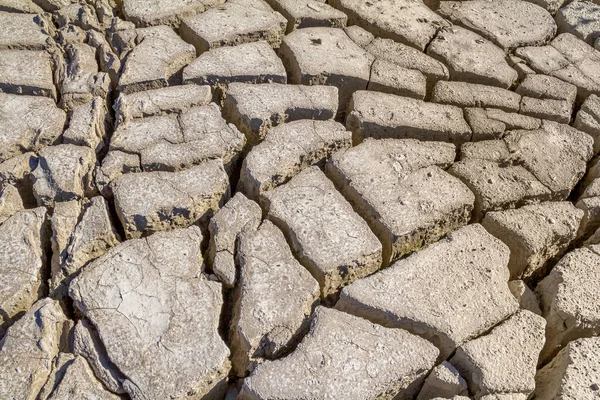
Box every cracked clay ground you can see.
[1,0,600,399]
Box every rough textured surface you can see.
[0,184,23,224]
[433,81,521,112]
[536,246,600,362]
[39,355,122,400]
[117,26,196,94]
[0,11,51,50]
[0,207,48,333]
[280,27,373,111]
[575,94,600,154]
[0,93,66,162]
[110,104,246,173]
[427,26,518,88]
[180,0,287,54]
[114,84,212,124]
[367,58,427,99]
[451,310,546,398]
[122,0,225,27]
[266,0,347,33]
[482,202,583,281]
[326,138,473,264]
[347,90,472,144]
[535,336,600,399]
[2,1,600,396]
[515,33,600,101]
[417,362,468,400]
[364,37,450,90]
[0,49,56,99]
[556,0,600,45]
[329,0,449,51]
[207,193,262,288]
[437,0,557,50]
[69,227,230,399]
[0,298,68,400]
[231,220,319,376]
[264,166,382,298]
[337,224,518,358]
[223,83,338,144]
[32,144,96,207]
[240,307,439,400]
[113,159,230,238]
[183,41,287,88]
[239,119,351,201]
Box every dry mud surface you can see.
[1,0,600,399]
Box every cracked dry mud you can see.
[0,1,599,400]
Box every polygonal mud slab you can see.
[326,138,473,264]
[516,73,578,104]
[69,318,127,394]
[230,220,319,376]
[59,43,110,111]
[263,166,382,298]
[50,196,121,295]
[508,280,542,316]
[337,224,519,359]
[38,354,122,400]
[207,193,262,288]
[0,93,66,163]
[265,0,347,33]
[63,97,109,153]
[0,298,68,399]
[364,37,449,90]
[239,119,351,201]
[69,227,231,399]
[515,33,600,101]
[519,96,572,124]
[449,159,552,220]
[110,104,246,173]
[481,202,583,281]
[347,91,472,144]
[32,144,96,207]
[555,0,600,45]
[0,49,56,99]
[463,108,541,141]
[117,26,196,94]
[432,81,521,112]
[417,362,468,400]
[94,150,142,198]
[329,0,449,51]
[451,310,546,398]
[0,0,44,13]
[367,58,427,99]
[534,336,600,399]
[0,11,51,50]
[279,27,373,112]
[575,94,600,155]
[536,245,600,362]
[112,159,230,238]
[0,184,23,224]
[223,83,338,144]
[437,0,556,50]
[504,122,593,199]
[183,41,287,88]
[0,207,48,333]
[180,0,287,54]
[240,307,439,400]
[0,152,39,207]
[114,84,212,124]
[122,0,225,27]
[427,26,518,88]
